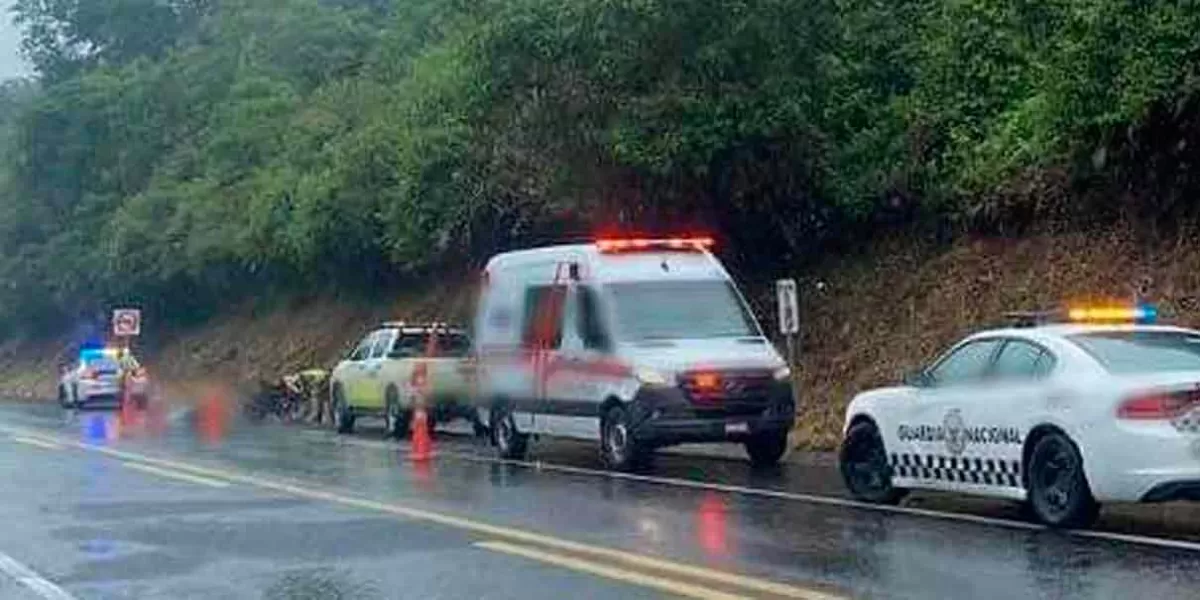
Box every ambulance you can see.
[473,237,795,470]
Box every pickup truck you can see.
[329,322,477,437]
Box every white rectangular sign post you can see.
[776,279,799,370]
[112,308,141,338]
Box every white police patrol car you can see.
[839,305,1200,527]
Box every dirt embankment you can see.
[4,227,1199,449]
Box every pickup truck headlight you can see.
[774,366,792,381]
[634,366,670,386]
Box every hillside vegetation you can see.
[2,0,1200,339]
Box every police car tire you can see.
[491,405,528,460]
[333,387,355,434]
[840,422,907,505]
[745,430,788,468]
[601,406,647,471]
[58,386,71,408]
[1027,432,1099,529]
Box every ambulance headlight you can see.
[774,366,792,381]
[634,367,670,387]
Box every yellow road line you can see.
[10,436,62,450]
[120,461,231,488]
[0,424,838,599]
[476,540,749,600]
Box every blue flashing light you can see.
[1136,303,1158,324]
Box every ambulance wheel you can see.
[840,421,907,505]
[491,405,527,460]
[744,430,789,468]
[601,405,647,471]
[1027,432,1099,528]
[332,386,355,434]
[384,386,408,439]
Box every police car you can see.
[839,305,1200,528]
[58,347,149,409]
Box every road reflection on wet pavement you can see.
[2,401,1200,599]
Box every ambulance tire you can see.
[491,404,528,460]
[744,430,789,468]
[840,421,907,505]
[1026,432,1100,529]
[384,386,408,439]
[600,405,648,471]
[332,386,355,434]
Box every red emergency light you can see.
[595,237,715,253]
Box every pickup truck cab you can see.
[330,323,474,437]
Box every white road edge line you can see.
[0,552,78,600]
[10,436,63,450]
[305,428,1200,553]
[120,461,231,488]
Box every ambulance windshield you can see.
[607,280,757,341]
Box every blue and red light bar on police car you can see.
[595,237,714,253]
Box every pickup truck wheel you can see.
[385,387,408,439]
[491,405,528,460]
[332,386,355,434]
[744,430,789,468]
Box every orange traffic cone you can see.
[410,403,433,461]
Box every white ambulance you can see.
[473,237,795,470]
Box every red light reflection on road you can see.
[696,491,730,558]
[196,390,229,445]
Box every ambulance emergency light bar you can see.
[595,237,715,253]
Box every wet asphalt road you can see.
[2,401,1200,599]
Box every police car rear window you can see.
[84,357,120,373]
[1068,331,1200,374]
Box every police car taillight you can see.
[595,237,714,253]
[1118,391,1197,420]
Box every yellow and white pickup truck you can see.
[329,322,476,437]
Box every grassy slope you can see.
[4,227,1199,450]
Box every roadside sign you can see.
[112,308,141,337]
[776,279,799,335]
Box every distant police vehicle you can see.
[58,347,149,409]
[840,304,1200,527]
[474,237,795,470]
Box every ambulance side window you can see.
[522,285,565,349]
[577,286,611,352]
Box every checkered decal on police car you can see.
[890,453,1022,487]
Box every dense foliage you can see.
[2,0,1200,336]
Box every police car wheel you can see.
[745,430,788,468]
[385,387,408,439]
[601,406,646,471]
[1027,432,1099,528]
[491,406,528,460]
[840,422,906,505]
[58,386,72,408]
[332,387,355,434]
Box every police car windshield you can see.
[1068,331,1200,374]
[607,280,757,341]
